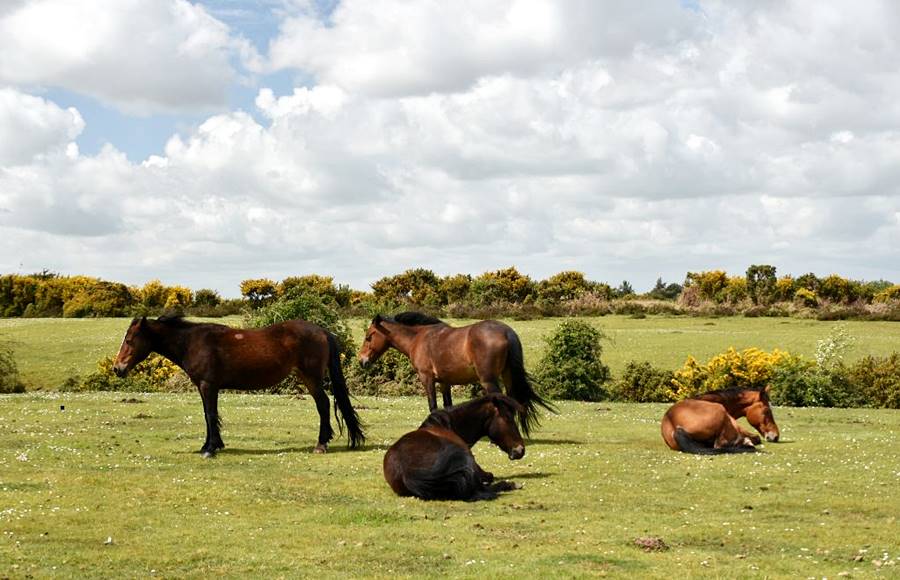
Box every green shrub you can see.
[0,342,26,393]
[844,354,900,409]
[535,320,610,401]
[349,349,421,396]
[769,357,863,408]
[611,361,674,402]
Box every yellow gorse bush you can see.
[670,347,794,400]
[97,353,183,385]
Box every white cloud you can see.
[0,0,258,114]
[0,87,84,165]
[2,1,900,292]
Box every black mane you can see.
[389,311,445,326]
[693,386,763,399]
[155,313,194,326]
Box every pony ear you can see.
[139,316,147,327]
[373,314,390,334]
[491,393,525,415]
[764,384,772,394]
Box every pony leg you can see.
[440,383,453,408]
[419,372,438,412]
[196,381,220,457]
[715,416,755,449]
[479,380,501,395]
[735,423,762,445]
[473,460,494,484]
[305,378,334,454]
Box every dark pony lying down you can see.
[383,394,525,501]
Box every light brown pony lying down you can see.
[661,399,758,454]
[661,386,781,454]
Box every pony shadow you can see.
[507,471,552,480]
[526,438,583,446]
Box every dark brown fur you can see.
[383,394,524,501]
[113,316,364,457]
[359,312,555,435]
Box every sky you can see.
[1,0,899,296]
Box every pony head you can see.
[358,314,391,368]
[746,386,780,442]
[113,317,154,377]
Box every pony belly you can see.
[383,433,479,500]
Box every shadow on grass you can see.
[508,471,553,480]
[194,442,393,456]
[526,438,583,445]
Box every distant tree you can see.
[193,289,222,307]
[614,280,634,298]
[469,267,535,305]
[795,272,820,292]
[685,270,729,302]
[647,277,682,300]
[240,278,277,307]
[164,286,193,310]
[746,264,777,305]
[537,271,593,303]
[279,275,336,298]
[775,276,796,301]
[439,274,472,304]
[371,268,441,306]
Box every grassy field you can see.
[2,315,900,389]
[1,393,897,578]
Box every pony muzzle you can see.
[508,445,525,460]
[765,432,780,442]
[358,356,370,368]
[112,362,128,377]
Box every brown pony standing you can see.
[113,315,364,457]
[383,393,525,501]
[358,312,554,435]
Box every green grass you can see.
[2,315,900,389]
[1,393,897,578]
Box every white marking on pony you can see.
[234,333,244,340]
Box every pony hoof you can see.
[201,450,216,459]
[313,444,327,454]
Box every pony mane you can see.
[389,311,445,326]
[155,312,193,326]
[694,386,764,399]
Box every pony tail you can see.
[504,328,557,437]
[325,332,365,448]
[673,427,756,455]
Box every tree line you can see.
[1,266,898,319]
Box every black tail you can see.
[326,332,365,449]
[674,427,755,455]
[505,328,557,437]
[401,450,486,501]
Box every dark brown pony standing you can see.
[113,315,364,457]
[383,393,525,501]
[358,312,554,435]
[694,386,780,442]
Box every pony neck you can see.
[379,321,420,356]
[146,320,190,367]
[703,390,756,417]
[439,399,492,448]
